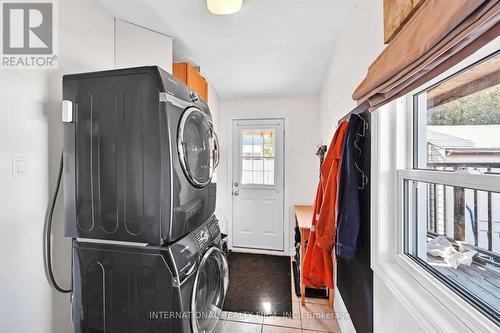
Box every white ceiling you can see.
[97,0,346,100]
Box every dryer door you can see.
[178,107,219,188]
[191,247,229,333]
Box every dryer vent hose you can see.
[44,151,71,293]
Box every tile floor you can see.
[215,258,341,333]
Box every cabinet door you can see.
[187,65,208,102]
[173,62,188,83]
[173,62,209,102]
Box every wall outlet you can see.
[12,156,29,177]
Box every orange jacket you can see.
[316,121,348,252]
[302,121,348,289]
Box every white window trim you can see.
[371,37,500,332]
[398,169,500,193]
[371,100,474,333]
[371,101,500,333]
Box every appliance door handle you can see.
[190,247,229,333]
[221,250,229,293]
[185,261,198,277]
[212,128,220,171]
[179,260,199,286]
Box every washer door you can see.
[178,107,219,188]
[191,247,229,333]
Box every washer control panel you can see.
[194,218,220,249]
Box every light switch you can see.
[12,156,29,177]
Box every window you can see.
[401,44,500,324]
[240,129,275,185]
[413,51,500,173]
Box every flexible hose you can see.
[44,151,71,293]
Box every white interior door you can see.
[232,119,284,251]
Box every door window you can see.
[240,129,276,185]
[178,108,218,187]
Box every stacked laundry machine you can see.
[61,66,228,333]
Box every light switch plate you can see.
[12,156,29,177]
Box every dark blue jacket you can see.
[336,115,368,259]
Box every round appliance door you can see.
[191,247,229,333]
[178,107,219,188]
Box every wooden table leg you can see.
[328,288,334,309]
[300,228,306,306]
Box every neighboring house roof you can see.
[427,125,500,149]
[427,129,474,149]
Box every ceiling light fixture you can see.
[207,0,243,15]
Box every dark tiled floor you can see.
[215,258,341,333]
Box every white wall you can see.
[0,1,114,332]
[0,71,51,333]
[318,1,425,332]
[204,81,225,232]
[319,0,386,144]
[373,275,424,332]
[206,81,221,131]
[0,1,115,332]
[0,1,173,332]
[217,96,320,253]
[115,19,173,73]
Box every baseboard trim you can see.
[334,288,357,333]
[230,246,292,256]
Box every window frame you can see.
[234,125,281,190]
[393,37,500,330]
[397,170,500,324]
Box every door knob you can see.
[234,182,239,187]
[233,190,239,196]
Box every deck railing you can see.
[426,162,500,268]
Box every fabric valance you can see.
[352,0,500,110]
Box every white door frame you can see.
[226,116,291,256]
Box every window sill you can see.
[373,256,497,332]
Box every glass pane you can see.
[252,158,263,171]
[242,158,253,171]
[404,179,500,317]
[263,131,275,144]
[182,111,212,185]
[252,171,263,184]
[240,129,276,185]
[194,252,224,333]
[264,172,274,185]
[242,145,253,157]
[241,171,252,185]
[414,52,500,173]
[253,134,263,156]
[264,158,274,171]
[263,144,275,157]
